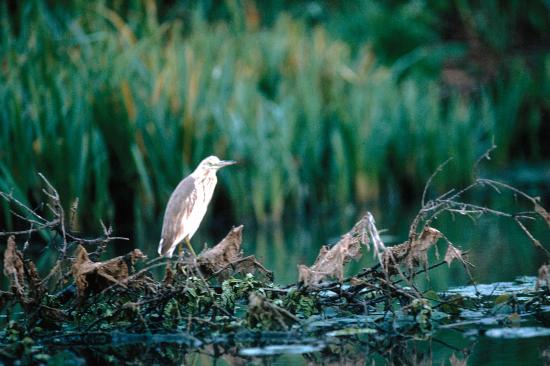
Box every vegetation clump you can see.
[1,1,548,231]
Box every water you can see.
[1,191,549,365]
[16,278,550,365]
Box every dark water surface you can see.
[16,278,549,365]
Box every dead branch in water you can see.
[0,174,128,249]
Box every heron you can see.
[158,156,236,258]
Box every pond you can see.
[1,187,549,365]
[8,277,549,365]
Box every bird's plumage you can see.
[158,176,197,257]
[158,156,235,257]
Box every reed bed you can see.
[0,1,547,233]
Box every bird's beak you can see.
[219,160,237,167]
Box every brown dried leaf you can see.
[449,353,468,366]
[197,226,272,280]
[298,233,362,287]
[444,243,468,267]
[2,236,45,309]
[297,214,375,287]
[163,264,175,286]
[298,212,386,286]
[72,245,146,298]
[25,259,45,300]
[383,227,443,273]
[72,245,92,296]
[3,236,25,300]
[198,226,243,271]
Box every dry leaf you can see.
[444,243,467,267]
[2,236,45,310]
[297,214,374,287]
[383,227,443,273]
[197,225,272,281]
[298,234,362,287]
[25,258,45,300]
[198,226,243,271]
[449,353,468,366]
[72,245,146,298]
[3,236,26,300]
[163,264,175,286]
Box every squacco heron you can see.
[158,156,236,258]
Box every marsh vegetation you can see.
[1,1,548,235]
[1,1,549,364]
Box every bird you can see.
[158,155,236,258]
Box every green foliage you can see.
[162,298,181,329]
[283,288,319,318]
[221,273,268,309]
[408,298,432,332]
[179,276,216,315]
[439,294,466,316]
[0,1,547,238]
[77,294,122,329]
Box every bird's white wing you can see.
[159,176,197,256]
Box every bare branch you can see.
[422,158,453,206]
[473,139,497,177]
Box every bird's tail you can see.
[157,238,165,256]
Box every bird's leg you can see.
[178,242,183,258]
[185,237,197,257]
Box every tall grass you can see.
[0,1,547,238]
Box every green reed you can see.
[0,1,547,237]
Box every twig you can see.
[422,158,453,206]
[473,139,497,177]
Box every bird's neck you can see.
[192,170,218,202]
[191,169,217,181]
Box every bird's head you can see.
[195,156,237,173]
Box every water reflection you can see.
[27,326,550,365]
